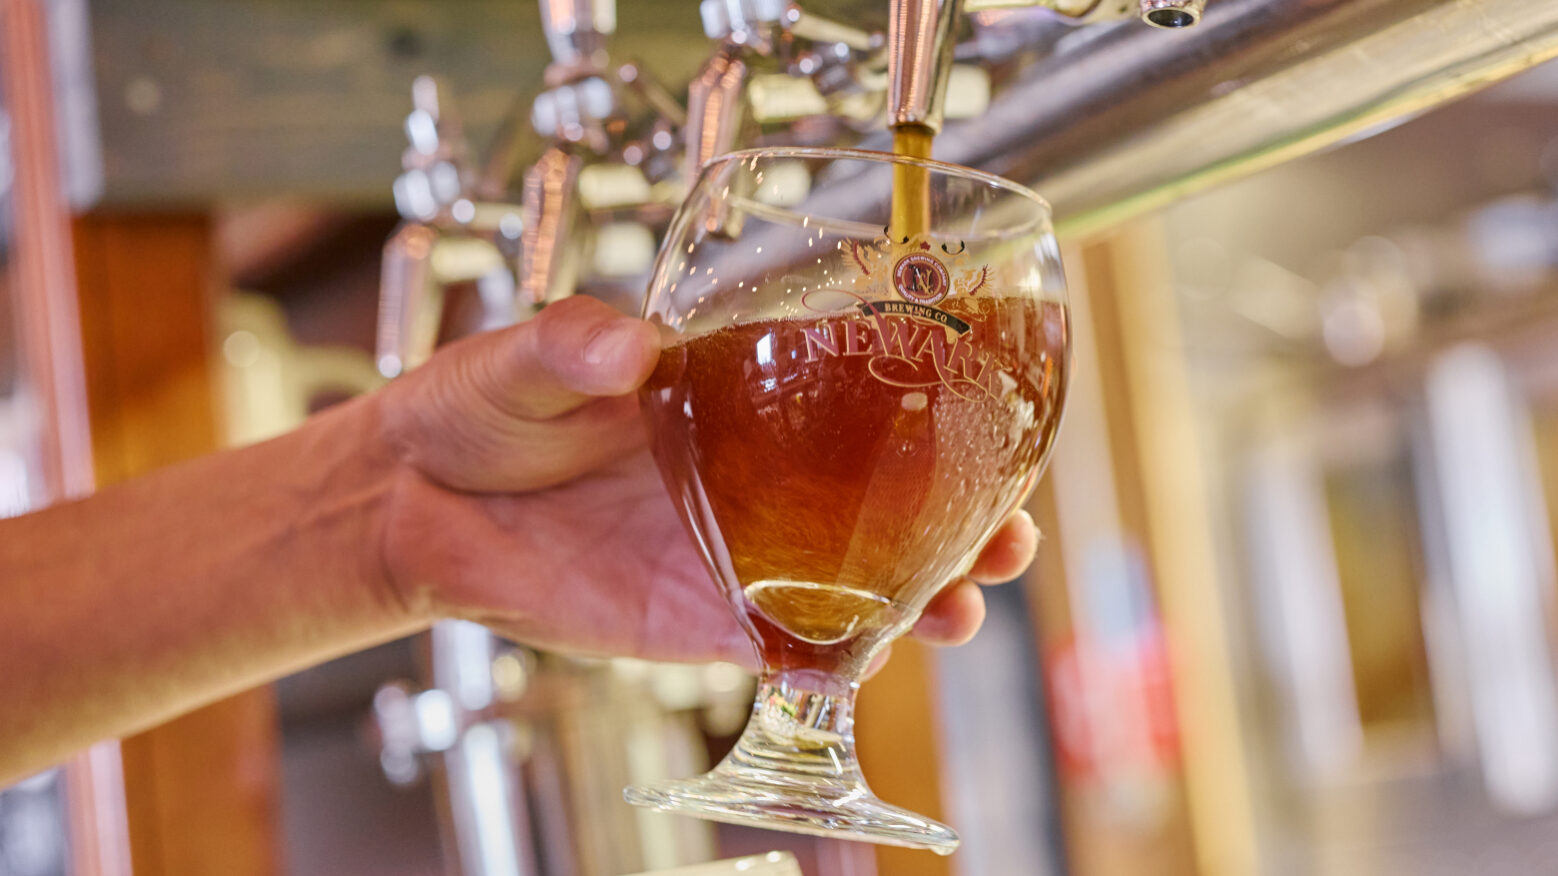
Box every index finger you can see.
[967,510,1039,585]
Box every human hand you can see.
[376,296,1039,666]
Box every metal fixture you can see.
[683,0,887,182]
[521,0,684,308]
[378,77,524,379]
[887,0,963,131]
[371,623,542,876]
[1140,0,1204,28]
[538,0,615,66]
[699,0,790,43]
[908,0,1558,235]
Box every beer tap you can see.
[520,0,686,311]
[372,7,699,873]
[681,0,1207,198]
[887,0,963,137]
[518,0,613,309]
[873,0,1211,155]
[882,0,1212,140]
[374,85,540,873]
[872,0,1211,181]
[684,1,887,182]
[1137,0,1204,28]
[378,77,526,378]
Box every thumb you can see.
[383,296,662,492]
[479,296,661,421]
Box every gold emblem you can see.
[848,231,989,304]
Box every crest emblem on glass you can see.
[627,148,1072,854]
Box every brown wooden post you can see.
[1054,226,1259,876]
[72,213,283,876]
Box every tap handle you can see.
[888,0,964,132]
[377,224,443,378]
[683,48,750,185]
[520,147,587,306]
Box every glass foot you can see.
[625,765,960,854]
[625,674,960,855]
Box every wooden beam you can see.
[1082,222,1260,876]
[73,213,283,876]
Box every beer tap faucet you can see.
[888,0,962,138]
[684,1,886,181]
[877,0,1208,165]
[521,0,686,310]
[882,0,1212,136]
[382,0,1213,379]
[378,77,526,379]
[373,12,698,867]
[684,0,1206,192]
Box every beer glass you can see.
[626,148,1070,854]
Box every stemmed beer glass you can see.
[626,148,1071,854]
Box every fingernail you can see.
[584,319,643,367]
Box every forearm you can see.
[0,393,425,783]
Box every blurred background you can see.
[6,1,1558,875]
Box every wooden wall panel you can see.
[73,215,219,479]
[73,213,282,876]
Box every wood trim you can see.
[1076,243,1153,547]
[1087,223,1260,876]
[72,213,282,876]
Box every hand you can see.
[377,297,1039,666]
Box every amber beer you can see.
[643,294,1069,670]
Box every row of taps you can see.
[375,0,1204,378]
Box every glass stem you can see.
[722,668,868,787]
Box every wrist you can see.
[306,389,436,631]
